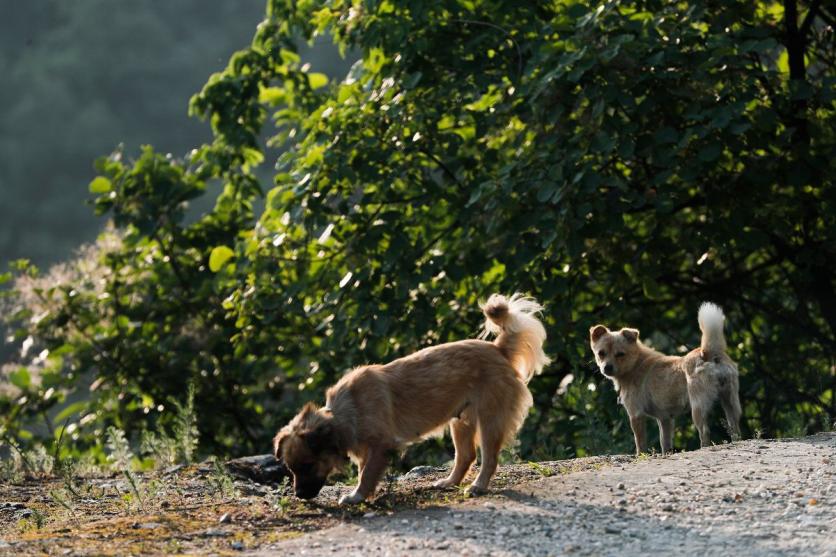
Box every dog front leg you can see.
[339,447,389,505]
[629,415,647,456]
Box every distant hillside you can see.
[0,1,348,268]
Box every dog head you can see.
[589,324,641,378]
[273,402,345,500]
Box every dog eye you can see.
[597,350,606,358]
[615,352,625,358]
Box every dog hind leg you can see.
[720,380,742,441]
[433,416,477,489]
[468,423,502,496]
[468,379,531,495]
[657,417,675,454]
[691,404,712,448]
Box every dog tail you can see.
[698,302,727,359]
[480,293,551,383]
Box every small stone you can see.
[363,512,377,518]
[219,512,231,523]
[132,522,162,530]
[399,465,439,481]
[617,482,626,490]
[231,541,244,551]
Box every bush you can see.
[2,0,834,464]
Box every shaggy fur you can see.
[590,302,741,455]
[274,294,550,504]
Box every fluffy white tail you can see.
[480,293,551,383]
[698,302,727,358]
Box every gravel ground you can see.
[256,433,836,556]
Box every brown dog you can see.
[590,303,741,455]
[273,294,550,504]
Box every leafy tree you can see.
[2,0,834,462]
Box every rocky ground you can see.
[1,433,834,556]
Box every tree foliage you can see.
[2,0,834,462]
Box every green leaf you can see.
[259,86,285,105]
[308,73,328,89]
[54,401,88,424]
[89,176,112,194]
[280,48,300,65]
[9,367,31,390]
[209,246,235,272]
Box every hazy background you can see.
[0,1,349,270]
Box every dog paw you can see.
[338,492,365,505]
[465,485,487,497]
[432,478,457,489]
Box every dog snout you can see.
[295,487,318,500]
[293,477,326,500]
[603,363,614,376]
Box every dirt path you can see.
[2,433,834,555]
[255,433,836,556]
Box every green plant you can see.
[49,487,78,523]
[105,426,134,471]
[206,457,237,500]
[16,508,47,532]
[527,461,554,478]
[171,383,199,465]
[2,0,834,464]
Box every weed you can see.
[106,426,135,471]
[140,430,177,468]
[499,437,522,465]
[16,508,47,533]
[784,414,808,439]
[206,457,237,500]
[820,413,834,433]
[527,461,554,477]
[172,383,199,465]
[0,446,24,483]
[122,469,146,511]
[25,444,55,476]
[49,487,78,523]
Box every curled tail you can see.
[698,302,727,359]
[480,293,551,383]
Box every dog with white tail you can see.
[273,293,550,504]
[590,302,742,455]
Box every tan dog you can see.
[590,303,741,455]
[274,294,550,504]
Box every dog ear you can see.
[301,420,335,453]
[273,428,290,460]
[621,328,639,343]
[299,401,319,418]
[590,325,609,342]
